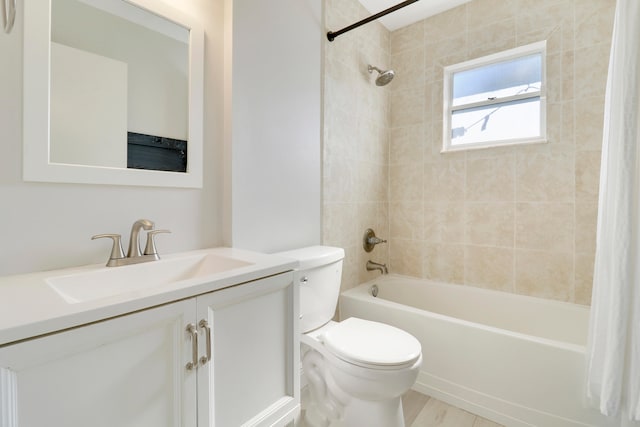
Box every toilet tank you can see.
[275,246,344,333]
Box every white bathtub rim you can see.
[341,277,586,355]
[363,273,590,312]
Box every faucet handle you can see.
[92,234,125,265]
[363,228,387,252]
[368,236,387,245]
[144,229,171,256]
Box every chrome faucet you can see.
[92,219,170,267]
[366,260,388,275]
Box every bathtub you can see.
[339,275,616,427]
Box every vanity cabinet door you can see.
[196,272,299,427]
[0,299,198,427]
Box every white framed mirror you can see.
[23,0,204,188]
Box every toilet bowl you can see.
[302,318,422,427]
[275,246,422,427]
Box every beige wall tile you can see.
[323,202,359,249]
[516,25,564,55]
[575,98,605,151]
[323,153,356,202]
[546,53,563,104]
[574,43,611,100]
[424,202,465,244]
[391,46,426,92]
[546,103,562,145]
[562,51,574,101]
[516,25,563,55]
[562,101,575,144]
[515,249,573,301]
[576,151,602,202]
[466,156,515,202]
[427,121,449,160]
[357,202,389,241]
[516,202,575,252]
[468,19,516,59]
[356,159,388,202]
[390,238,423,277]
[465,245,514,292]
[390,87,425,127]
[390,124,425,165]
[575,0,616,49]
[576,202,598,255]
[516,0,573,35]
[516,151,574,202]
[575,252,595,305]
[425,160,466,202]
[466,0,517,29]
[424,5,467,44]
[423,243,465,283]
[430,80,444,118]
[391,20,425,54]
[426,33,468,68]
[465,202,515,247]
[361,121,390,164]
[338,244,361,292]
[391,162,423,201]
[324,108,358,161]
[390,201,424,240]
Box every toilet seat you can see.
[321,317,421,370]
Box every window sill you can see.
[441,137,548,154]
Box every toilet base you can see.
[303,394,405,427]
[301,342,411,427]
[342,396,405,427]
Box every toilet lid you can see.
[322,317,421,369]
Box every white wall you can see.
[227,0,322,253]
[0,0,224,276]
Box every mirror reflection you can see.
[50,0,189,172]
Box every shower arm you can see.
[326,0,420,42]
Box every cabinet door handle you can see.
[199,319,211,366]
[185,323,198,371]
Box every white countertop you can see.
[0,247,297,346]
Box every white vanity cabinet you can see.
[197,272,299,427]
[0,271,298,427]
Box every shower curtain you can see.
[586,0,640,423]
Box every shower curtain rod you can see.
[326,0,420,42]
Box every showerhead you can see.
[368,64,395,86]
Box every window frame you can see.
[442,41,547,153]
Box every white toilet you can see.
[276,246,422,427]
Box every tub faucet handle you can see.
[363,228,387,252]
[368,236,387,245]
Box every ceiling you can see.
[357,0,473,31]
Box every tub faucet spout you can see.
[366,260,388,275]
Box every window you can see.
[442,41,547,152]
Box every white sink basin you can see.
[47,253,253,304]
